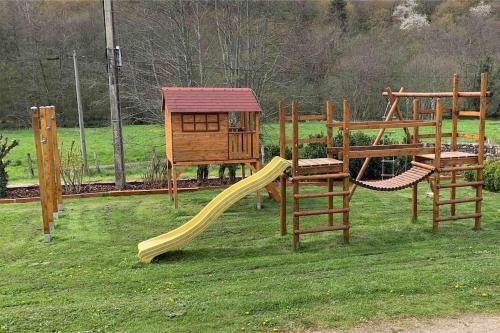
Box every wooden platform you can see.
[416,151,478,166]
[294,158,343,175]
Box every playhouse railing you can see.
[228,129,255,159]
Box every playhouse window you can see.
[182,113,219,132]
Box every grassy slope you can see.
[2,119,500,184]
[0,186,498,332]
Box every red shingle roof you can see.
[162,87,261,113]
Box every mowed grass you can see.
[2,119,500,184]
[0,186,498,332]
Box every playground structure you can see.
[279,73,489,247]
[31,106,63,242]
[137,72,489,262]
[162,87,279,208]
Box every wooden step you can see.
[437,181,483,189]
[437,197,482,205]
[292,173,349,181]
[436,213,481,222]
[293,208,349,217]
[294,191,350,199]
[294,224,349,234]
[440,164,483,172]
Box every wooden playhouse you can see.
[162,87,279,207]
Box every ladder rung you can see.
[294,191,350,199]
[437,197,483,205]
[440,164,483,172]
[459,111,481,117]
[292,173,349,181]
[436,213,481,222]
[438,181,483,189]
[294,208,349,217]
[294,224,349,234]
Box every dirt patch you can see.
[304,314,500,333]
[4,177,241,199]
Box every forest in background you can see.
[0,0,498,129]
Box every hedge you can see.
[465,160,500,192]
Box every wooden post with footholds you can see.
[49,106,63,211]
[32,107,51,242]
[342,100,350,242]
[291,100,300,249]
[411,99,419,221]
[475,73,487,230]
[279,100,287,235]
[450,74,459,216]
[432,99,443,232]
[326,101,334,226]
[40,107,56,231]
[45,107,58,218]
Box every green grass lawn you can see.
[0,186,498,332]
[2,119,500,185]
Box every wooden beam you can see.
[459,111,481,117]
[348,147,435,159]
[382,91,491,97]
[337,120,435,130]
[284,114,327,122]
[294,190,350,199]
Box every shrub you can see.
[142,148,168,188]
[464,160,500,192]
[60,141,85,194]
[0,135,19,197]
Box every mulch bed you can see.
[4,178,241,200]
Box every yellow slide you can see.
[137,157,291,263]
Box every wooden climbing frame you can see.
[279,100,350,249]
[279,72,489,246]
[32,106,63,242]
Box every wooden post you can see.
[255,161,261,209]
[432,99,443,232]
[411,99,419,221]
[279,100,287,235]
[254,112,261,209]
[40,107,56,231]
[103,0,126,189]
[32,107,51,242]
[475,72,487,230]
[342,100,350,242]
[291,100,299,248]
[172,164,178,209]
[326,100,334,226]
[450,74,459,216]
[49,106,63,212]
[73,50,89,174]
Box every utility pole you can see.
[103,0,126,189]
[72,50,89,173]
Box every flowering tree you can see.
[393,0,429,30]
[470,1,492,17]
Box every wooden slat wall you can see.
[172,113,229,162]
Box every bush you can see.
[142,148,168,188]
[0,135,19,198]
[60,141,85,194]
[465,160,500,192]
